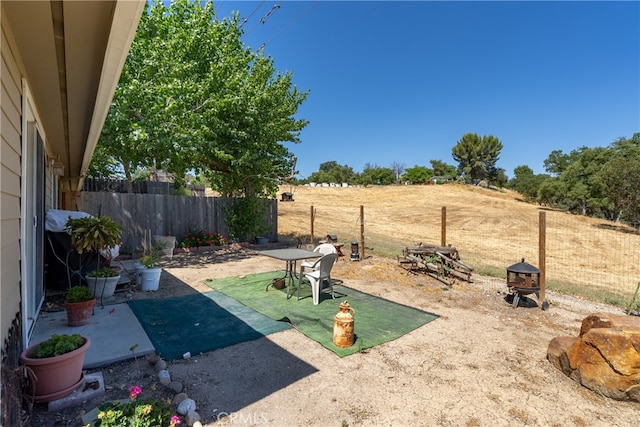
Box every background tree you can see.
[430,159,457,178]
[543,149,572,176]
[598,133,640,224]
[95,0,308,198]
[508,165,549,202]
[358,164,395,186]
[305,161,358,184]
[451,133,503,183]
[390,161,405,184]
[86,144,122,179]
[491,168,508,188]
[401,165,433,184]
[559,146,610,216]
[536,178,566,206]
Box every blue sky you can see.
[213,1,639,180]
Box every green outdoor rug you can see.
[204,271,439,357]
[128,291,292,360]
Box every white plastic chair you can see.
[300,243,337,274]
[298,253,339,304]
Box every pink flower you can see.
[170,414,181,426]
[129,385,142,399]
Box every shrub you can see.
[95,385,181,427]
[178,229,226,248]
[222,196,270,242]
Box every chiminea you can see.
[506,258,540,308]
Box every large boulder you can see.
[547,312,640,402]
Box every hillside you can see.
[277,184,640,302]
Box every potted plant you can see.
[19,333,91,402]
[138,254,162,291]
[153,235,176,259]
[63,286,96,326]
[66,215,122,299]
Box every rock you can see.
[547,312,640,401]
[192,422,203,427]
[186,410,201,426]
[173,392,189,405]
[154,359,167,372]
[177,398,197,416]
[169,380,183,393]
[147,353,161,365]
[158,369,171,386]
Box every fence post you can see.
[360,205,365,259]
[441,206,447,246]
[539,211,547,309]
[310,205,315,244]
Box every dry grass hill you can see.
[277,184,640,307]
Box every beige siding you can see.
[1,19,23,347]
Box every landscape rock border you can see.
[81,352,203,427]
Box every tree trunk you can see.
[122,160,134,193]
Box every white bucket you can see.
[139,267,162,291]
[134,262,144,285]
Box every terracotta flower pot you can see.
[63,298,96,326]
[19,337,90,402]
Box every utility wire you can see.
[239,0,266,29]
[245,2,281,36]
[259,3,281,23]
[264,1,320,47]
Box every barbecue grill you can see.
[506,258,540,308]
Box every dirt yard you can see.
[29,185,640,426]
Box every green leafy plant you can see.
[65,215,122,255]
[30,334,85,359]
[65,286,94,303]
[222,197,270,242]
[95,385,181,427]
[66,215,123,280]
[178,229,226,248]
[140,255,159,269]
[86,267,120,278]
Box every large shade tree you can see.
[598,133,640,224]
[96,0,308,197]
[451,133,503,183]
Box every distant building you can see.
[429,176,451,184]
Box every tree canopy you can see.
[401,165,433,184]
[451,133,503,183]
[508,133,640,226]
[95,0,308,197]
[305,161,358,184]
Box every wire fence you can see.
[286,203,640,302]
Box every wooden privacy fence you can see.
[77,192,277,251]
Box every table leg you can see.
[285,260,297,299]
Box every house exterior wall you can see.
[1,16,24,347]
